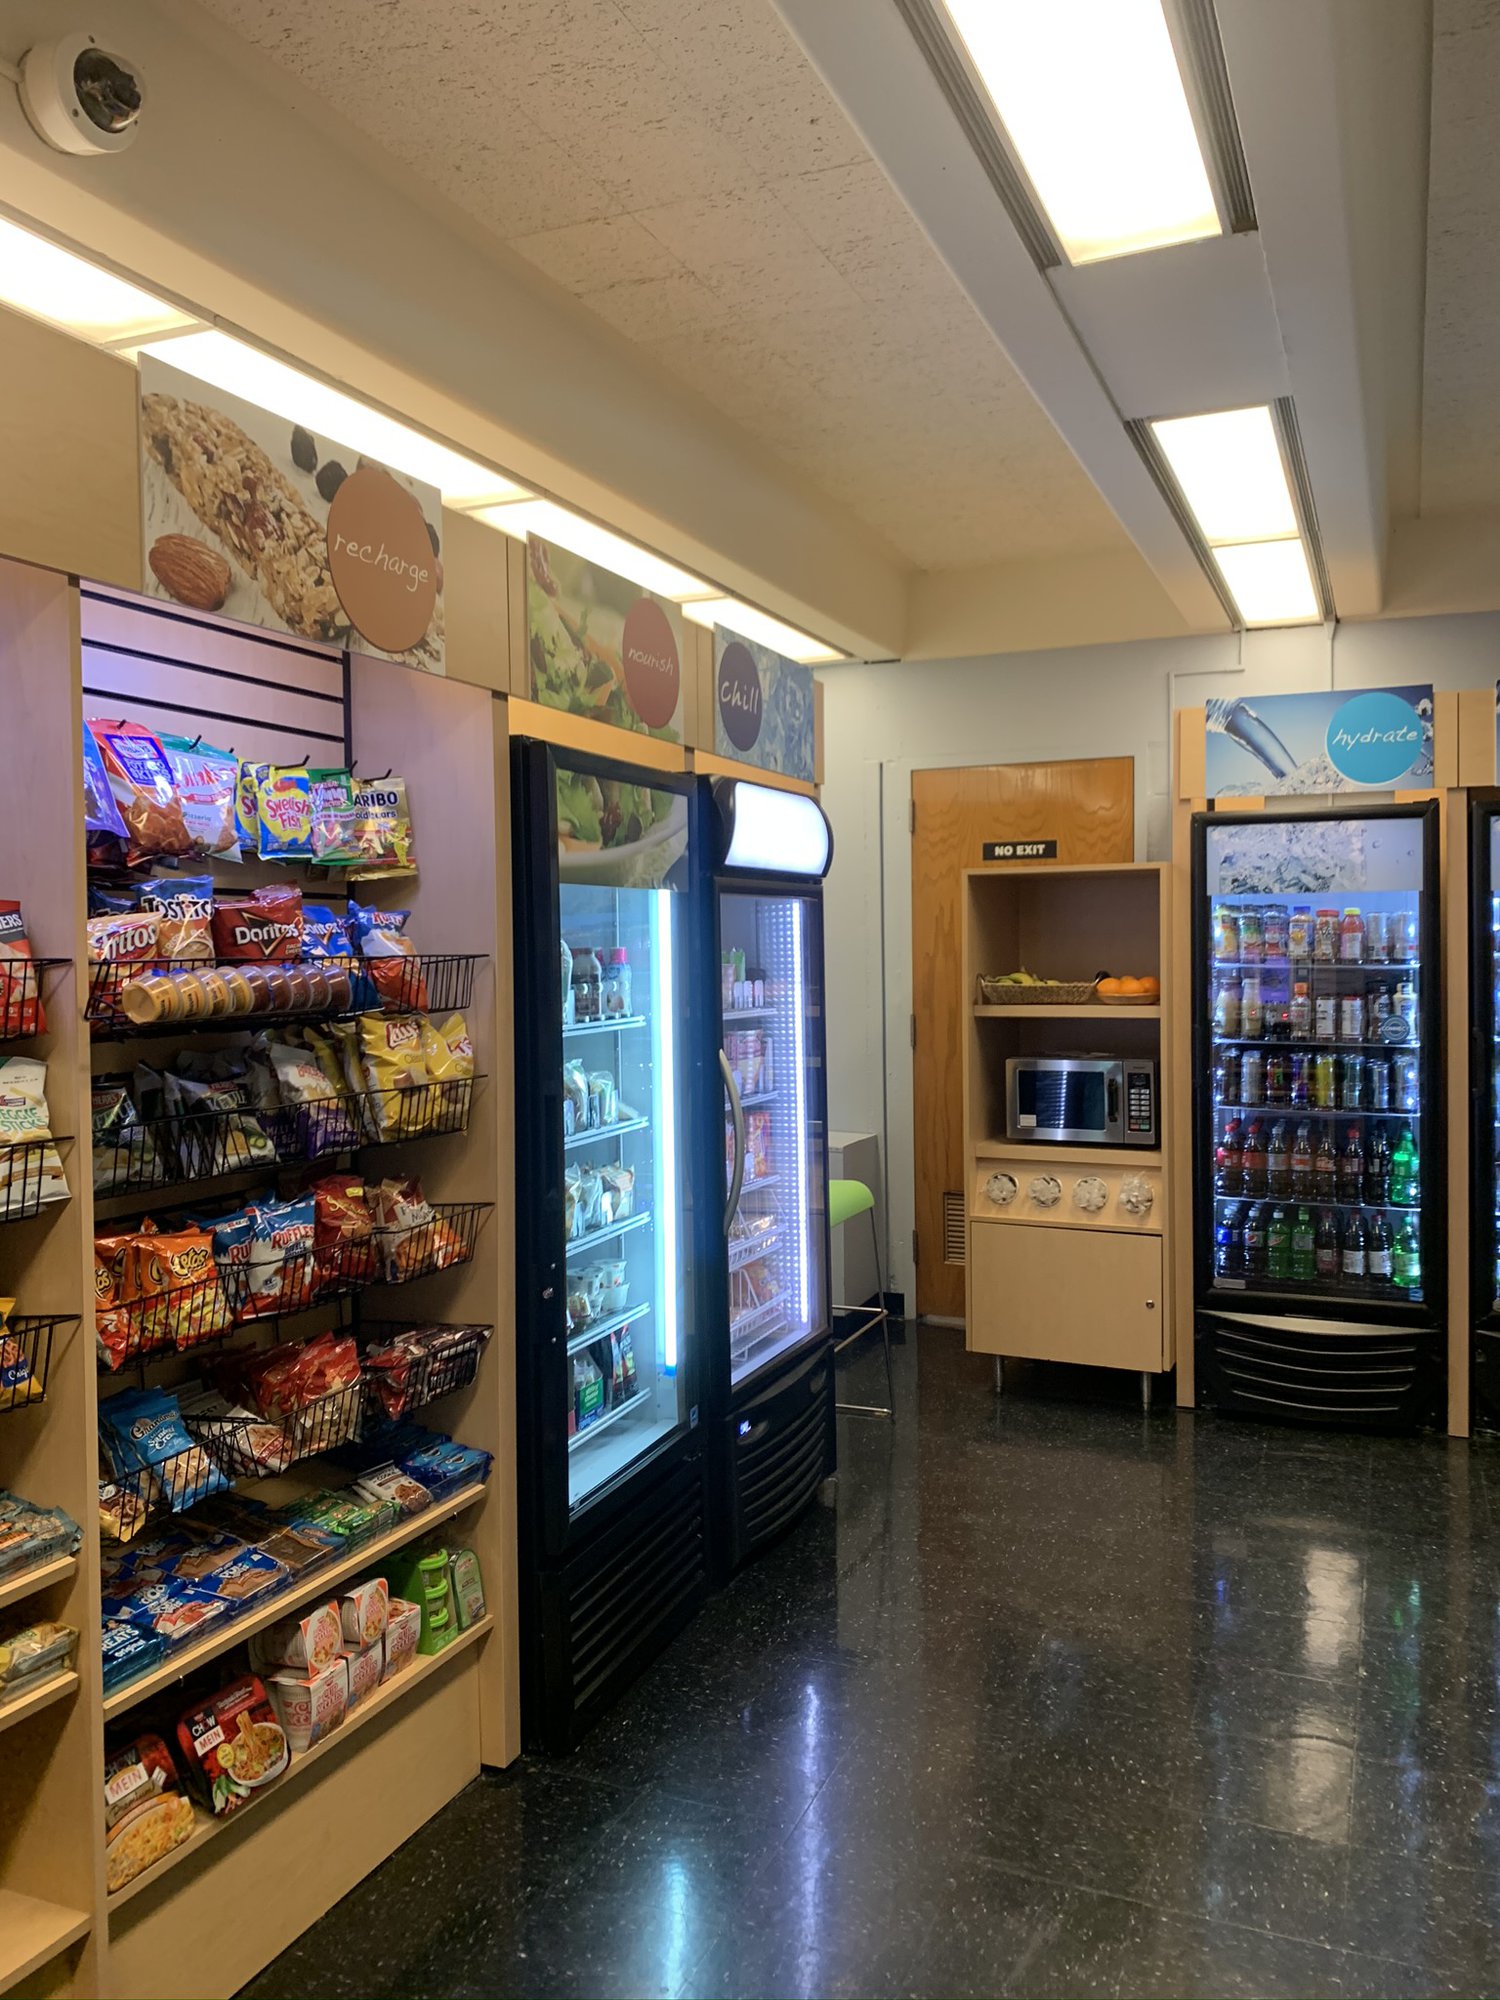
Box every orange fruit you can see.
[1097,977,1124,996]
[1138,975,1161,999]
[1116,976,1145,996]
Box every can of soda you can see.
[1240,1049,1265,1105]
[1368,1058,1392,1111]
[1290,1053,1311,1106]
[1339,1055,1365,1110]
[1393,1053,1419,1111]
[1366,911,1390,963]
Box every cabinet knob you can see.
[1145,1298,1157,1309]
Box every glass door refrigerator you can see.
[1192,803,1443,1427]
[512,739,715,1750]
[1470,802,1500,1423]
[707,779,835,1577]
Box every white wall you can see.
[819,609,1500,1312]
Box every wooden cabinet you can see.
[969,1222,1165,1371]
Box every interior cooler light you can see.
[652,890,679,1372]
[724,785,832,879]
[791,897,811,1328]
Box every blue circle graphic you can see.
[1325,690,1424,786]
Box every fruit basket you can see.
[1096,977,1161,1006]
[976,975,1099,1006]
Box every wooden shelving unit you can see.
[962,863,1174,1390]
[0,563,518,2000]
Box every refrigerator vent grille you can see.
[565,1462,706,1711]
[735,1366,831,1556]
[1199,1317,1430,1426]
[943,1192,966,1264]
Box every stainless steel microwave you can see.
[1005,1056,1157,1147]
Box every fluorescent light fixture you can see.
[723,784,833,878]
[682,597,843,665]
[0,217,197,344]
[473,498,710,602]
[138,328,529,508]
[1212,538,1320,626]
[939,0,1220,264]
[1150,407,1298,545]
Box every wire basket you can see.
[0,1138,72,1223]
[0,1313,73,1412]
[976,976,1099,1006]
[360,1320,492,1423]
[87,952,485,1038]
[186,1379,368,1479]
[0,958,68,1042]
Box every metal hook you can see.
[187,734,203,752]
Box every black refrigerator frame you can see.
[705,801,836,1580]
[512,736,718,1750]
[1191,800,1445,1428]
[1469,796,1500,1425]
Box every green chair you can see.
[830,1178,895,1419]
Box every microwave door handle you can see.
[1107,1076,1120,1130]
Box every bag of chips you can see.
[265,1040,359,1157]
[211,885,303,962]
[86,909,161,966]
[131,1226,233,1353]
[356,1014,433,1138]
[309,770,359,863]
[369,1177,464,1282]
[95,1224,158,1371]
[98,1386,231,1513]
[86,721,194,868]
[309,1174,376,1292]
[158,736,242,863]
[138,876,214,961]
[256,765,314,861]
[302,904,355,960]
[241,1197,318,1319]
[420,1014,474,1124]
[163,1068,278,1179]
[91,1075,167,1194]
[0,1056,69,1208]
[345,775,417,879]
[347,902,425,1011]
[84,725,130,846]
[0,902,44,1040]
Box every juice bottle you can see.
[1213,906,1240,961]
[1213,979,1241,1037]
[1312,1051,1337,1106]
[1288,906,1314,959]
[1289,981,1312,1038]
[1340,908,1366,962]
[1314,909,1340,963]
[1315,990,1339,1043]
[1239,908,1264,964]
[1241,973,1264,1040]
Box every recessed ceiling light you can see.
[681,598,844,665]
[1150,407,1299,546]
[938,0,1220,265]
[473,498,711,603]
[138,329,530,509]
[0,217,197,344]
[1212,538,1320,627]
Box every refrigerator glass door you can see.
[1203,812,1430,1310]
[1488,816,1500,1314]
[559,777,694,1513]
[720,888,827,1386]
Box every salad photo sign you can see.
[554,762,688,891]
[713,630,815,782]
[527,536,685,742]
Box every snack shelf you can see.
[93,1076,483,1201]
[99,1201,493,1371]
[566,1299,651,1360]
[86,951,485,1039]
[563,1014,647,1039]
[0,1552,77,1612]
[728,1226,781,1272]
[738,1090,777,1109]
[563,1113,649,1152]
[0,957,70,1043]
[565,1209,651,1258]
[730,1294,788,1343]
[0,1137,73,1224]
[0,1666,79,1735]
[568,1387,651,1453]
[0,1890,92,1992]
[739,1174,782,1195]
[0,1311,74,1411]
[106,1612,493,1913]
[359,1320,492,1418]
[723,1006,777,1021]
[975,1002,1163,1020]
[100,1478,489,1719]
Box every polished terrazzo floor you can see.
[244,1330,1500,1999]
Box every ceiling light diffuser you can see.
[0,217,197,344]
[1212,538,1319,627]
[681,598,844,665]
[139,329,529,508]
[474,499,711,603]
[938,0,1220,264]
[1150,407,1298,546]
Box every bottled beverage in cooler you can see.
[1267,1121,1290,1197]
[1214,1118,1245,1196]
[1289,982,1312,1038]
[1366,910,1390,964]
[1241,1049,1265,1106]
[1241,1121,1267,1195]
[1213,1048,1241,1105]
[1243,1203,1268,1276]
[1392,1214,1422,1290]
[1393,976,1418,1036]
[1390,1128,1420,1206]
[1339,1126,1365,1201]
[1315,991,1339,1044]
[1368,1056,1392,1112]
[600,948,632,1018]
[1393,1054,1420,1113]
[1339,1054,1365,1110]
[1290,1120,1314,1197]
[1314,908,1340,963]
[1214,1203,1244,1279]
[1312,1051,1337,1106]
[1290,1053,1312,1107]
[1291,1206,1316,1281]
[1342,1210,1368,1279]
[1314,1128,1338,1195]
[1240,908,1264,964]
[1340,991,1366,1043]
[571,946,604,1023]
[1213,978,1241,1038]
[1340,907,1366,962]
[1213,906,1240,961]
[1242,973,1264,1039]
[1289,906,1314,959]
[1367,1210,1393,1284]
[1263,905,1289,960]
[1266,1206,1292,1280]
[1368,984,1392,1035]
[1315,1208,1340,1279]
[1364,1126,1391,1206]
[1391,908,1417,963]
[1266,1053,1290,1105]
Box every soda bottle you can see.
[1213,1048,1241,1105]
[1342,1209,1368,1280]
[1390,1128,1420,1206]
[1241,1121,1267,1196]
[1243,1202,1268,1276]
[1314,1128,1338,1195]
[1365,1126,1391,1207]
[1214,1118,1244,1196]
[1214,1203,1243,1279]
[1267,1121,1290,1197]
[1339,1126,1365,1202]
[1291,1206,1316,1281]
[1290,1120,1314,1197]
[1392,1214,1422,1291]
[1315,1207,1340,1279]
[1266,1206,1292,1281]
[1266,1053,1290,1105]
[1290,1053,1311,1107]
[1367,1210,1393,1285]
[1313,1051,1337,1106]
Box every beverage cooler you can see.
[708,780,834,1577]
[512,740,715,1749]
[1470,802,1500,1424]
[1192,803,1443,1427]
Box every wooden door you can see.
[969,1223,1165,1369]
[911,759,1134,1318]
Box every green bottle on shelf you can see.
[1390,1128,1421,1207]
[1392,1214,1422,1291]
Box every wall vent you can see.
[943,1191,966,1264]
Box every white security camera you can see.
[19,33,146,156]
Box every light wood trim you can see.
[1169,714,1202,1405]
[0,1670,79,1736]
[975,1002,1161,1020]
[691,751,817,797]
[505,535,529,699]
[973,1140,1160,1168]
[1176,705,1207,802]
[1458,687,1495,789]
[506,696,687,773]
[814,678,825,788]
[1432,690,1460,791]
[968,1223,1165,1368]
[0,1555,78,1615]
[0,1891,92,1994]
[687,620,713,754]
[1446,786,1471,1436]
[440,508,509,695]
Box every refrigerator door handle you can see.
[721,1048,747,1233]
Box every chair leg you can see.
[871,1205,895,1419]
